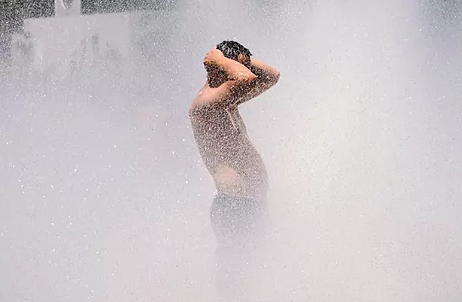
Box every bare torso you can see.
[190,102,268,202]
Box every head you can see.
[216,40,252,69]
[205,40,253,87]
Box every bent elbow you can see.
[262,70,280,87]
[264,71,280,89]
[273,70,281,84]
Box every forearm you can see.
[250,58,280,83]
[211,56,257,81]
[232,59,280,106]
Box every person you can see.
[189,40,280,301]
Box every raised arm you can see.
[190,50,280,112]
[190,49,258,110]
[204,48,257,83]
[250,58,280,84]
[234,58,280,106]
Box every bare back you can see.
[189,90,268,201]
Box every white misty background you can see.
[1,0,462,301]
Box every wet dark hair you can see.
[216,40,252,66]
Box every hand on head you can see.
[204,48,224,67]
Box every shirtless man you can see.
[189,41,280,301]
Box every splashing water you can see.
[1,0,462,301]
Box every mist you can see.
[1,0,462,301]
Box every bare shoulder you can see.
[189,82,232,115]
